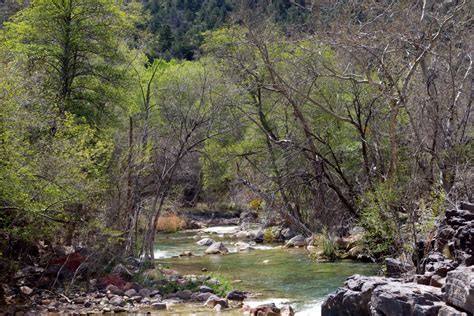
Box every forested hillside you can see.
[144,0,308,59]
[0,0,472,313]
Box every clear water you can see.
[153,227,379,315]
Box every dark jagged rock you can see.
[199,285,214,293]
[322,203,474,316]
[443,266,474,314]
[385,258,412,277]
[321,275,387,316]
[322,275,465,316]
[370,282,443,316]
[226,289,246,301]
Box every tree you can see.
[3,0,134,126]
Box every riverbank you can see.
[1,207,380,315]
[1,220,378,315]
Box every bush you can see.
[156,213,186,233]
[311,227,336,261]
[358,182,399,259]
[204,272,234,296]
[263,228,274,242]
[321,227,336,260]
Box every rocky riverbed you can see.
[321,202,474,316]
[2,217,378,316]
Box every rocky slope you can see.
[322,202,474,316]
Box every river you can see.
[153,226,378,315]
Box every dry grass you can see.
[156,213,186,233]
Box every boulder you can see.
[20,286,33,295]
[179,251,194,257]
[138,288,151,298]
[415,274,431,285]
[443,266,474,314]
[109,296,124,307]
[150,289,161,298]
[322,275,447,316]
[131,295,142,303]
[197,238,215,246]
[370,282,443,316]
[322,288,372,316]
[438,305,468,316]
[174,289,193,300]
[385,257,411,277]
[204,295,228,308]
[194,292,214,302]
[254,230,264,243]
[124,289,137,297]
[285,235,306,247]
[226,289,246,301]
[205,242,229,255]
[430,274,445,288]
[250,303,280,315]
[199,285,214,293]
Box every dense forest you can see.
[0,0,472,313]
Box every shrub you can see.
[358,182,399,259]
[311,227,336,261]
[156,213,186,233]
[321,227,336,260]
[248,198,263,210]
[204,272,233,296]
[263,228,274,242]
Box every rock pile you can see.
[322,202,474,316]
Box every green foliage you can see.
[416,187,447,237]
[320,227,336,260]
[144,0,309,60]
[3,0,136,125]
[249,198,264,210]
[263,228,275,243]
[205,272,233,296]
[358,182,400,258]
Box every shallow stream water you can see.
[152,226,379,315]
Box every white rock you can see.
[20,286,33,295]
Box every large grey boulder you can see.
[438,305,468,316]
[322,275,459,316]
[370,282,443,316]
[322,275,388,316]
[443,266,474,314]
[204,242,229,255]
